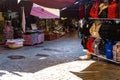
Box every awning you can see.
[30,3,60,19]
[28,0,76,9]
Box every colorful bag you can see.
[86,36,95,53]
[105,41,114,59]
[108,0,118,18]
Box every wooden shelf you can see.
[90,53,120,64]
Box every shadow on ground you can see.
[71,61,120,80]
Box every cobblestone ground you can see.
[0,32,119,80]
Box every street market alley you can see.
[0,32,120,80]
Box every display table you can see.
[6,39,24,49]
[44,32,65,41]
[22,30,44,45]
[44,33,57,41]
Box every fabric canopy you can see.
[28,0,76,9]
[30,3,60,19]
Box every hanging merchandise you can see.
[108,0,118,18]
[89,21,102,38]
[98,1,108,18]
[90,0,100,18]
[79,4,85,19]
[105,40,114,60]
[92,38,101,55]
[86,36,95,53]
[113,42,120,62]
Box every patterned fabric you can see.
[113,42,120,62]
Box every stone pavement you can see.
[0,32,119,80]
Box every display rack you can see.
[88,18,120,64]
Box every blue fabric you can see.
[105,41,114,59]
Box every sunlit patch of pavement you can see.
[0,60,95,80]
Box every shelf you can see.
[90,53,120,64]
[89,18,120,20]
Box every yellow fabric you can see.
[89,21,102,38]
[99,3,108,15]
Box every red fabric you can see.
[90,1,100,18]
[86,36,94,52]
[108,1,118,18]
[79,4,85,19]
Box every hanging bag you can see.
[108,0,118,18]
[86,36,95,53]
[105,41,114,60]
[90,0,100,18]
